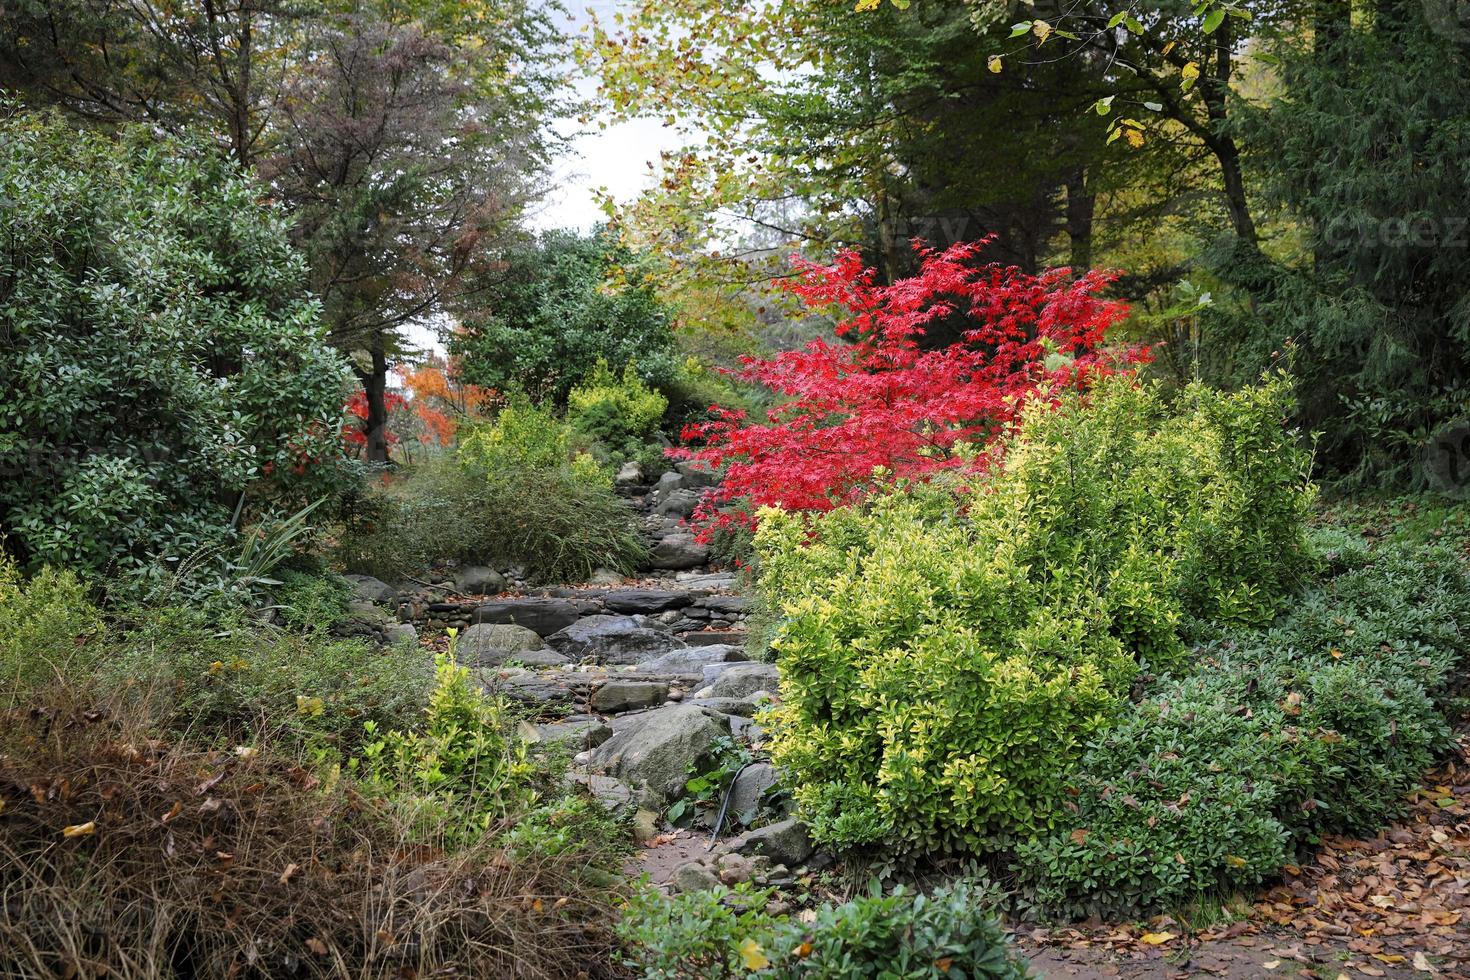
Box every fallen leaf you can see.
[1141,932,1177,945]
[61,821,96,839]
[279,863,299,885]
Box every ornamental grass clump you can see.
[756,375,1316,852]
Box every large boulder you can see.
[602,589,696,615]
[654,488,701,518]
[456,623,559,667]
[649,534,709,571]
[454,565,506,595]
[675,460,720,488]
[633,645,747,676]
[587,704,731,806]
[343,573,396,604]
[726,762,781,822]
[472,598,582,636]
[703,663,780,700]
[547,614,686,665]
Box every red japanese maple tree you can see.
[674,240,1147,535]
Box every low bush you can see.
[568,359,671,474]
[271,567,352,632]
[0,694,626,979]
[335,404,648,584]
[1018,535,1470,917]
[0,558,102,707]
[756,376,1315,852]
[617,879,1027,979]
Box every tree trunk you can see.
[357,334,391,463]
[1064,168,1095,270]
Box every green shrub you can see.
[617,880,1026,979]
[337,406,647,583]
[0,111,352,585]
[1018,536,1470,917]
[0,558,102,706]
[569,359,671,472]
[271,567,352,632]
[354,651,541,845]
[101,607,432,751]
[756,376,1315,851]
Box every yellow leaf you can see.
[1181,61,1201,91]
[738,937,770,970]
[62,821,96,839]
[987,55,1003,74]
[1373,953,1406,964]
[1140,931,1176,945]
[1124,127,1145,148]
[1413,951,1434,972]
[1032,19,1053,41]
[296,695,324,718]
[1224,854,1248,868]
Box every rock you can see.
[671,862,722,894]
[590,680,670,714]
[682,631,747,647]
[457,623,553,666]
[686,697,759,718]
[602,589,696,615]
[725,817,813,867]
[698,594,749,615]
[472,598,582,636]
[343,574,396,604]
[383,622,419,647]
[675,459,720,487]
[726,762,780,821]
[717,852,756,884]
[654,488,701,518]
[633,645,747,675]
[479,670,573,710]
[536,718,613,750]
[508,648,573,667]
[616,461,644,485]
[676,572,739,589]
[587,704,731,806]
[729,716,766,743]
[631,808,660,844]
[453,565,506,595]
[649,534,709,571]
[567,772,635,811]
[705,663,780,700]
[654,471,686,497]
[588,568,624,586]
[547,615,686,666]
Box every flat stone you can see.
[478,670,573,710]
[454,565,506,595]
[671,862,722,894]
[675,460,720,487]
[654,487,701,518]
[383,622,418,647]
[686,697,759,718]
[648,534,709,571]
[724,817,813,867]
[633,645,748,675]
[456,623,553,666]
[472,598,582,636]
[343,574,396,603]
[602,589,697,614]
[536,718,613,750]
[567,772,635,811]
[726,762,780,821]
[547,614,686,665]
[681,631,747,646]
[697,595,749,615]
[590,680,670,714]
[704,663,780,700]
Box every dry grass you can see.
[0,692,629,979]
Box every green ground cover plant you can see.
[755,376,1316,852]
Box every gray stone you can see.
[536,718,613,750]
[727,762,780,821]
[602,589,696,615]
[649,534,709,571]
[383,622,419,647]
[675,460,720,487]
[632,808,660,844]
[547,614,686,665]
[504,648,572,668]
[343,574,396,604]
[567,772,635,810]
[615,461,644,485]
[728,716,766,742]
[705,663,780,700]
[698,594,750,615]
[590,680,670,714]
[671,862,722,894]
[654,488,701,518]
[725,817,813,867]
[633,645,747,676]
[479,670,573,710]
[587,704,731,806]
[682,631,747,647]
[456,623,552,666]
[472,598,582,636]
[654,470,686,496]
[453,565,506,595]
[588,568,624,586]
[686,697,759,718]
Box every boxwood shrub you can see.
[755,376,1315,852]
[1018,535,1470,917]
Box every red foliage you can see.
[674,240,1148,535]
[343,390,408,451]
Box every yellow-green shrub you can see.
[757,376,1315,852]
[0,558,101,706]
